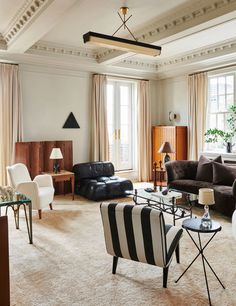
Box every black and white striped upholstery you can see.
[100,202,183,288]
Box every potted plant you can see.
[205,105,236,153]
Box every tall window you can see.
[206,73,235,151]
[106,79,137,171]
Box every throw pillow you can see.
[196,155,222,182]
[213,162,236,186]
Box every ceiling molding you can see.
[0,34,7,50]
[135,0,236,43]
[3,0,54,44]
[25,38,236,75]
[97,0,236,64]
[1,37,236,81]
[112,38,236,74]
[28,41,96,61]
[4,0,78,53]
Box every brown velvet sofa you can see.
[165,160,236,217]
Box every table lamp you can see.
[158,142,174,163]
[50,148,63,173]
[198,188,215,228]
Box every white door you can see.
[106,80,136,171]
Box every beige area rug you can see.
[7,193,236,306]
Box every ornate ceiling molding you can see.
[26,38,236,75]
[135,0,236,43]
[28,41,96,61]
[117,39,236,73]
[0,34,7,50]
[3,0,54,44]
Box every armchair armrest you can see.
[16,181,39,209]
[33,174,53,188]
[165,160,198,183]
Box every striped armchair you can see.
[100,203,183,288]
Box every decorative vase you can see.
[226,142,234,153]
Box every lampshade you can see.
[158,142,174,154]
[50,148,63,160]
[198,188,215,205]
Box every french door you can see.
[106,80,136,171]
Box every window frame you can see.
[205,70,236,152]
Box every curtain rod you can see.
[189,63,236,76]
[93,73,149,82]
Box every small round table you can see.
[175,218,225,306]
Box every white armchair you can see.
[7,163,54,219]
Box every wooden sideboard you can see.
[15,140,73,194]
[152,126,187,165]
[0,216,10,306]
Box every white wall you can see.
[20,64,160,166]
[157,75,188,126]
[20,65,92,164]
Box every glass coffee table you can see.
[126,188,195,225]
[0,194,33,244]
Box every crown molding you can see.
[135,0,236,44]
[115,39,236,74]
[27,41,96,61]
[3,0,54,44]
[0,34,7,50]
[23,38,236,75]
[1,39,236,80]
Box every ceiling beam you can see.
[4,0,78,53]
[98,0,236,64]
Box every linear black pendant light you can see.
[83,7,161,57]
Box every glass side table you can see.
[175,218,225,306]
[0,195,33,244]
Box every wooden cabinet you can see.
[152,126,187,165]
[0,216,10,306]
[15,141,73,194]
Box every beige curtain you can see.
[137,80,152,182]
[90,74,109,161]
[188,72,208,160]
[0,63,23,185]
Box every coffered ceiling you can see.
[0,0,236,79]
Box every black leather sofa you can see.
[165,160,236,217]
[73,161,133,201]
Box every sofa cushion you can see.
[196,155,222,183]
[169,179,213,195]
[213,162,236,186]
[73,162,114,180]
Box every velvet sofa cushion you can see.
[213,162,236,186]
[196,155,222,182]
[169,179,213,195]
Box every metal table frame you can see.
[175,218,225,306]
[0,199,33,244]
[126,188,194,225]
